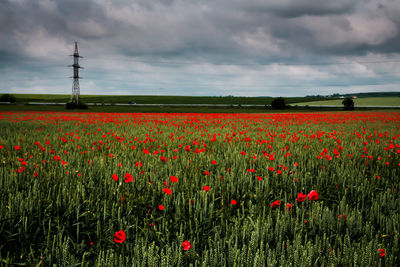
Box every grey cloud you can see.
[0,0,399,96]
[235,0,355,18]
[2,0,398,63]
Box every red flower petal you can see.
[270,200,281,208]
[170,175,178,183]
[113,230,126,244]
[163,188,172,195]
[307,190,319,201]
[297,192,307,203]
[378,248,385,258]
[125,173,133,183]
[182,240,191,250]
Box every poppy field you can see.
[1,111,399,266]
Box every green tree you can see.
[271,97,286,110]
[0,94,16,103]
[342,97,354,110]
[65,101,88,109]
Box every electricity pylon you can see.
[70,42,83,104]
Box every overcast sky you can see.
[1,0,399,97]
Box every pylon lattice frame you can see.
[70,42,82,104]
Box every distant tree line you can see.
[307,92,400,98]
[0,94,16,103]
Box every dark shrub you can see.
[0,94,16,103]
[271,97,286,110]
[342,97,354,111]
[65,101,88,109]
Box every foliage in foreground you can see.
[0,111,399,266]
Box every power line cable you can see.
[88,57,400,66]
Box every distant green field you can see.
[296,97,400,106]
[6,94,400,107]
[0,104,316,113]
[1,104,398,113]
[9,94,325,105]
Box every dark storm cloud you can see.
[1,0,398,60]
[0,0,399,96]
[235,0,355,18]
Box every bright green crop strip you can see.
[0,111,399,266]
[296,97,400,106]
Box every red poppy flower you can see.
[204,171,210,175]
[203,186,210,192]
[256,176,262,181]
[14,145,20,150]
[170,176,178,183]
[297,192,307,203]
[270,200,281,208]
[378,248,385,258]
[113,230,126,244]
[135,161,142,167]
[125,173,133,183]
[163,188,172,195]
[112,174,118,181]
[307,190,319,201]
[231,199,237,205]
[211,160,217,165]
[182,240,191,250]
[158,205,165,211]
